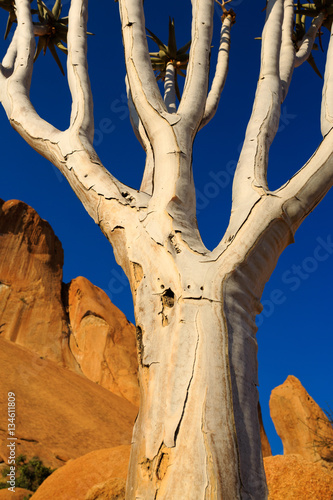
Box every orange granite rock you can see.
[85,477,126,500]
[264,454,333,500]
[31,446,131,500]
[0,338,137,469]
[0,199,77,370]
[0,488,33,499]
[270,375,333,463]
[67,276,139,406]
[0,200,139,406]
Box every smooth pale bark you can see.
[1,1,333,499]
[164,63,177,113]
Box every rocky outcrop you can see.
[0,488,34,499]
[85,477,126,500]
[32,447,333,500]
[264,454,333,500]
[0,199,139,405]
[0,199,76,369]
[67,276,139,406]
[0,338,137,469]
[270,375,333,464]
[31,446,131,500]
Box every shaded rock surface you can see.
[0,338,137,469]
[31,446,131,500]
[0,199,75,368]
[270,375,333,464]
[264,454,333,499]
[67,276,139,406]
[0,199,139,405]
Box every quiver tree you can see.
[0,0,333,498]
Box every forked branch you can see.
[200,7,234,129]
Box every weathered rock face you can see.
[0,338,137,469]
[67,276,139,406]
[0,199,139,406]
[270,375,333,464]
[31,446,131,500]
[0,199,76,369]
[264,454,333,500]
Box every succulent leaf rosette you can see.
[33,0,68,75]
[147,18,191,101]
[0,0,91,75]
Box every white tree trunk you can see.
[97,194,293,499]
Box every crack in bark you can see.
[173,328,200,445]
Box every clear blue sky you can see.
[0,1,332,455]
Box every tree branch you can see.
[200,12,233,129]
[118,0,173,132]
[67,0,95,146]
[164,63,177,114]
[177,0,215,133]
[321,22,333,136]
[227,0,284,237]
[295,12,325,68]
[4,0,61,146]
[280,0,295,102]
[277,130,333,231]
[0,0,149,228]
[125,75,154,195]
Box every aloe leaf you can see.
[168,18,177,59]
[58,16,68,25]
[34,36,46,62]
[176,68,186,77]
[307,52,322,78]
[48,41,65,75]
[52,0,62,20]
[146,27,167,52]
[177,40,191,56]
[40,0,55,20]
[150,56,163,63]
[4,12,15,40]
[37,0,46,21]
[54,37,67,54]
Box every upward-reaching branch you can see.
[294,12,326,68]
[178,0,215,133]
[118,0,171,135]
[200,9,234,129]
[280,0,295,102]
[67,0,94,147]
[225,0,284,241]
[321,22,333,136]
